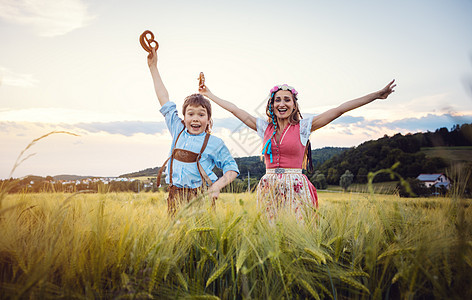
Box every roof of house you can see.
[434,182,450,188]
[417,174,444,181]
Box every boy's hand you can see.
[208,185,220,200]
[147,48,157,67]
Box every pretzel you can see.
[198,72,205,89]
[139,30,159,54]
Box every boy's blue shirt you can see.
[160,101,239,188]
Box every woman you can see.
[199,80,395,220]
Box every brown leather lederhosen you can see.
[156,128,212,214]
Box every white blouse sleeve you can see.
[299,116,314,146]
[256,118,269,139]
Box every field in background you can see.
[127,176,155,182]
[1,191,471,299]
[326,182,399,194]
[421,146,472,163]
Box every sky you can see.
[1,0,472,179]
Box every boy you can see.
[147,48,239,214]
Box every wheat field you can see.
[0,188,471,300]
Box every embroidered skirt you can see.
[256,168,318,220]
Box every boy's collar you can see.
[184,128,207,136]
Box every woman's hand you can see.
[199,84,212,98]
[377,79,396,99]
[147,48,157,67]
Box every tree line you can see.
[1,177,151,194]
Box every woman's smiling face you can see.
[273,90,295,120]
[183,104,209,135]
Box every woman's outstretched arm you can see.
[311,80,396,132]
[199,85,257,131]
[147,48,170,107]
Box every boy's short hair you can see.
[182,94,212,119]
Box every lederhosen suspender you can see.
[156,128,212,189]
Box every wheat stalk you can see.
[299,279,321,300]
[186,227,215,235]
[304,247,327,264]
[339,276,370,294]
[377,247,415,260]
[346,270,370,278]
[206,262,229,287]
[9,131,79,178]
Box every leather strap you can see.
[157,128,185,187]
[197,133,212,189]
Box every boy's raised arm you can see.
[148,49,170,107]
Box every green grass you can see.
[0,191,471,299]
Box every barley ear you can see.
[206,262,229,288]
[339,276,370,294]
[299,279,321,300]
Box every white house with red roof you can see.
[416,173,451,189]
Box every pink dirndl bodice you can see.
[263,123,307,169]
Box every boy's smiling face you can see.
[183,104,209,135]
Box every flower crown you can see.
[269,84,298,99]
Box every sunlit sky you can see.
[1,0,472,179]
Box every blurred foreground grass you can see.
[0,191,471,299]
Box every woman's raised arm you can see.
[200,85,257,131]
[311,80,396,132]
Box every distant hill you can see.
[53,174,95,181]
[119,167,160,178]
[19,174,108,182]
[311,147,350,168]
[19,175,47,182]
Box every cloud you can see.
[0,0,94,37]
[69,121,168,136]
[332,115,365,125]
[0,107,139,123]
[0,66,39,87]
[295,113,365,125]
[377,113,472,132]
[72,119,252,137]
[0,121,29,132]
